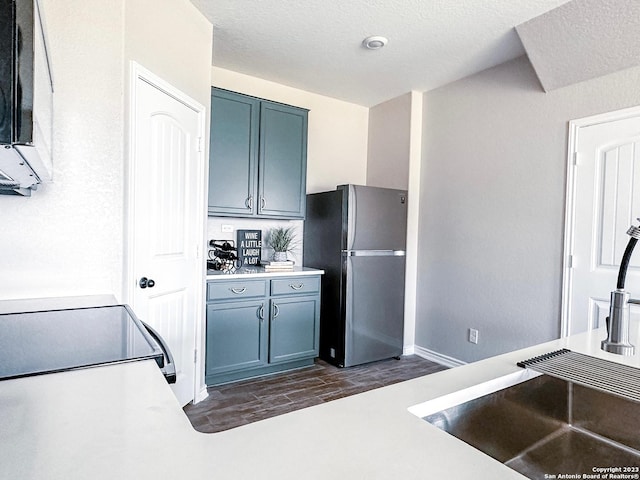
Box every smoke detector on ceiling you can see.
[362,36,388,50]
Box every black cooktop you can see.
[0,305,164,381]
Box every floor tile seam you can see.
[250,385,324,398]
[201,402,290,419]
[283,391,323,403]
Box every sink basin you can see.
[409,370,640,478]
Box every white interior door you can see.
[129,66,204,406]
[564,108,640,336]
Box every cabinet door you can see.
[257,101,308,219]
[269,295,319,364]
[208,89,259,216]
[206,300,267,375]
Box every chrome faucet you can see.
[601,221,640,355]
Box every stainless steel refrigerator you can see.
[303,184,407,367]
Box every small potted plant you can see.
[267,226,296,262]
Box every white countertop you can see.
[2,325,638,479]
[206,266,324,280]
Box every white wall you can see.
[416,55,640,363]
[0,0,212,302]
[124,0,212,109]
[0,1,124,301]
[366,93,411,190]
[211,67,369,194]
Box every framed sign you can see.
[237,230,262,266]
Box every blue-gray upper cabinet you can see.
[208,89,260,216]
[257,101,308,218]
[208,88,308,219]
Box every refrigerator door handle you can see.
[342,249,406,257]
[347,185,357,250]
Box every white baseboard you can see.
[403,345,415,355]
[412,345,466,368]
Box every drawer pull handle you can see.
[230,287,247,294]
[273,303,279,318]
[289,283,304,290]
[258,304,264,320]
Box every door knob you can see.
[139,277,155,289]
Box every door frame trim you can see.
[125,61,208,403]
[561,105,640,337]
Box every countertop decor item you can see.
[267,227,296,262]
[236,230,262,267]
[262,260,295,272]
[208,240,238,273]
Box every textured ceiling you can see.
[190,0,571,106]
[517,0,640,91]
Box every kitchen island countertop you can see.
[2,323,639,479]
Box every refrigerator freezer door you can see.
[343,185,408,251]
[343,254,405,367]
[304,190,346,363]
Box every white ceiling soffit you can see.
[190,0,571,107]
[517,0,640,92]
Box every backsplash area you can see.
[206,217,304,265]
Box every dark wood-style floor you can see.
[184,355,447,433]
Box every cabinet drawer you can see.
[270,276,320,296]
[207,280,267,301]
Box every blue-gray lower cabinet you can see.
[205,275,321,386]
[205,300,267,377]
[269,295,320,364]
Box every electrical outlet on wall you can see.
[221,224,233,233]
[468,328,479,344]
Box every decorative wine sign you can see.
[236,230,262,266]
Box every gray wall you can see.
[416,55,640,363]
[367,93,411,190]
